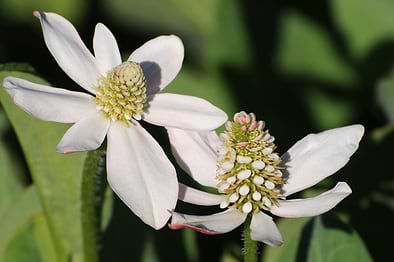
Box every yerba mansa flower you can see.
[3,12,227,229]
[167,112,363,245]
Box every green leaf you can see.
[0,110,26,217]
[0,186,42,260]
[32,214,58,262]
[332,0,394,59]
[263,218,309,262]
[264,215,372,262]
[307,216,372,262]
[2,212,57,262]
[2,222,42,262]
[276,11,356,86]
[0,71,87,261]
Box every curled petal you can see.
[4,76,95,123]
[270,182,351,218]
[281,125,364,196]
[144,93,227,131]
[128,35,184,95]
[34,11,100,94]
[169,209,247,234]
[56,113,110,153]
[179,183,225,206]
[167,128,219,188]
[250,212,283,246]
[93,23,122,75]
[106,122,178,229]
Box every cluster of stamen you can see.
[216,111,285,214]
[95,61,147,123]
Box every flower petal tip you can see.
[346,124,365,144]
[337,182,352,195]
[257,238,283,247]
[218,111,229,125]
[2,77,11,88]
[168,223,218,235]
[56,148,74,154]
[3,76,20,87]
[165,34,183,46]
[272,240,284,247]
[56,145,79,155]
[33,10,40,18]
[354,124,365,140]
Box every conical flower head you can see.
[216,111,285,213]
[95,61,147,122]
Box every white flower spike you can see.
[167,111,363,246]
[2,12,227,229]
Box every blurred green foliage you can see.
[0,0,87,23]
[0,109,25,217]
[1,0,394,261]
[0,71,87,261]
[264,215,372,262]
[277,11,356,85]
[378,71,394,122]
[332,0,394,59]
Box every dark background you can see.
[1,0,393,261]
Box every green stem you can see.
[81,148,107,262]
[244,215,258,262]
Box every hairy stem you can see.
[81,148,107,262]
[244,215,258,262]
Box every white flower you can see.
[167,111,364,246]
[2,11,227,229]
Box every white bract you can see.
[167,111,363,246]
[2,11,227,229]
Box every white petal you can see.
[34,11,100,94]
[250,212,283,246]
[56,113,110,153]
[282,125,364,196]
[206,131,222,152]
[169,209,247,234]
[270,182,352,218]
[128,35,184,95]
[4,76,95,123]
[178,183,225,206]
[106,122,178,229]
[201,130,223,151]
[93,23,122,75]
[144,93,227,130]
[167,128,218,188]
